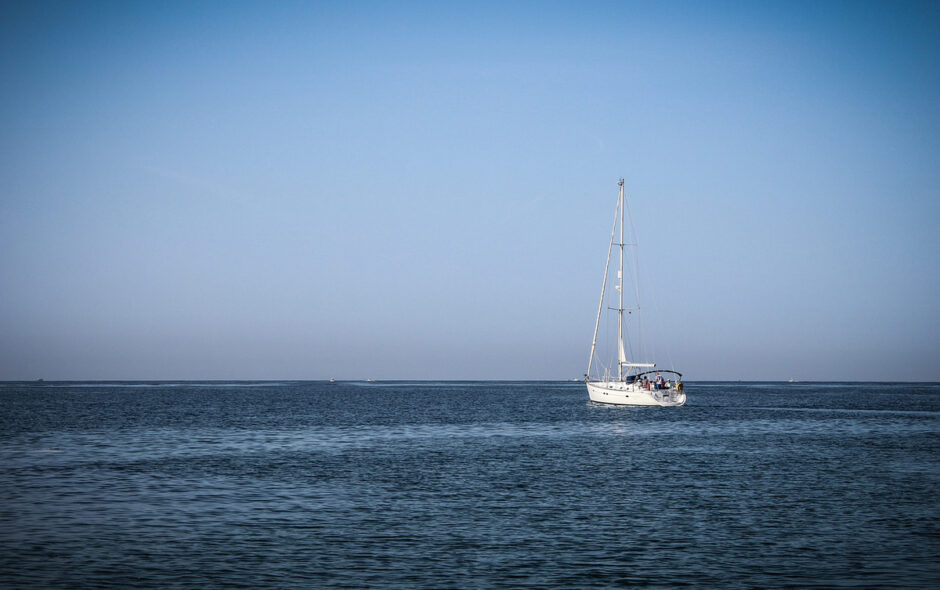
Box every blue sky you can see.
[1,1,937,380]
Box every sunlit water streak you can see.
[1,381,938,588]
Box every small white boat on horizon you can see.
[585,179,686,407]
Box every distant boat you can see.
[366,378,374,383]
[585,179,686,407]
[329,378,335,383]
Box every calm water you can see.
[1,381,938,588]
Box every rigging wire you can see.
[646,274,677,373]
[624,183,643,362]
[587,190,621,380]
[629,183,677,374]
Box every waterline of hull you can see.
[586,381,686,407]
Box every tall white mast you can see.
[617,178,625,381]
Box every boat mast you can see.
[617,178,625,381]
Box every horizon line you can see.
[3,379,939,385]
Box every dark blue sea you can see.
[1,381,938,589]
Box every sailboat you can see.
[586,179,686,407]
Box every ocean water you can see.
[0,381,937,589]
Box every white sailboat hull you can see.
[586,381,686,407]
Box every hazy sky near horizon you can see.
[1,1,937,380]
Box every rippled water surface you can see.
[1,381,938,588]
